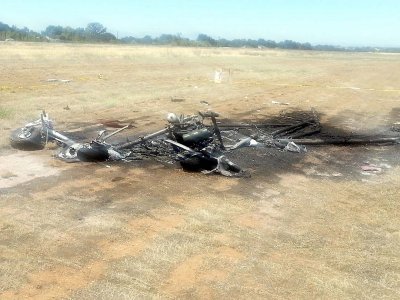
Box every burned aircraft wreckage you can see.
[10,110,400,177]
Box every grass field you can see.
[0,42,400,299]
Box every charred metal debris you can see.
[10,110,400,177]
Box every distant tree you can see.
[301,42,312,50]
[83,23,116,42]
[245,39,258,48]
[279,40,299,49]
[156,34,175,44]
[74,27,86,41]
[0,22,10,31]
[85,22,107,36]
[43,25,63,38]
[141,35,153,44]
[257,39,277,48]
[99,32,117,42]
[197,34,217,46]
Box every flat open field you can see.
[0,42,400,299]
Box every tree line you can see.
[0,21,45,42]
[0,21,116,42]
[1,21,399,53]
[121,33,314,50]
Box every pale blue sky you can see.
[0,0,399,47]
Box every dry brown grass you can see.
[0,42,400,299]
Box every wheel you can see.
[180,156,218,172]
[10,127,45,150]
[77,143,110,162]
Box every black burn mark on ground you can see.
[3,109,399,202]
[61,108,400,191]
[222,109,400,195]
[227,109,320,125]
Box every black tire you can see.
[180,156,218,172]
[77,143,110,162]
[10,127,45,150]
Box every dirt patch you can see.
[1,206,186,299]
[163,254,204,293]
[0,152,60,189]
[162,244,244,298]
[1,262,105,300]
[97,213,186,262]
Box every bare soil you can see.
[0,42,400,299]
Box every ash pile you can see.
[10,110,400,177]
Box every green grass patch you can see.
[0,107,13,119]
